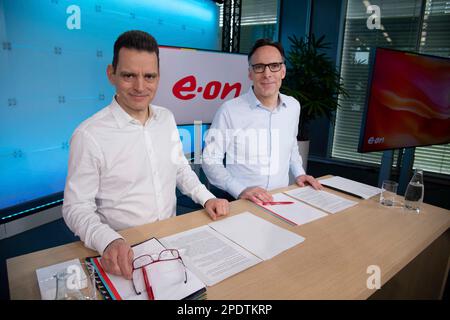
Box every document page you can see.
[259,193,328,226]
[320,176,381,199]
[209,211,305,261]
[161,225,262,286]
[284,186,358,214]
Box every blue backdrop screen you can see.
[0,0,219,215]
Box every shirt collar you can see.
[109,96,157,129]
[246,87,287,111]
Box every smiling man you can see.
[202,38,322,204]
[63,30,229,280]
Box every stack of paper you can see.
[161,224,261,286]
[161,212,305,286]
[284,186,358,214]
[319,176,381,199]
[259,193,328,226]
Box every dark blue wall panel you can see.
[279,0,311,52]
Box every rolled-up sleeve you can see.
[62,130,123,255]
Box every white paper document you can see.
[260,193,328,226]
[209,211,305,261]
[36,258,85,300]
[284,186,358,214]
[161,224,262,286]
[319,176,381,199]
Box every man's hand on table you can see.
[295,174,323,190]
[101,238,134,280]
[204,198,230,220]
[238,186,273,205]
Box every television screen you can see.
[358,48,450,153]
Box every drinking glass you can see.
[55,262,97,300]
[380,180,398,206]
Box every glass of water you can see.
[380,180,398,206]
[55,262,97,300]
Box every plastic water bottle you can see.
[404,169,424,213]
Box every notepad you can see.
[258,193,328,226]
[87,238,206,300]
[320,176,381,199]
[284,186,358,214]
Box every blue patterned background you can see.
[0,0,219,212]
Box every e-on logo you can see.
[368,136,385,144]
[172,75,242,100]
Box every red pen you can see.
[142,267,154,300]
[262,201,294,205]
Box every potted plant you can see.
[281,34,349,169]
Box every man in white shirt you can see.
[202,39,322,204]
[63,30,229,280]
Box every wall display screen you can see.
[358,48,450,153]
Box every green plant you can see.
[281,34,349,141]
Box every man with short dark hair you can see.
[63,30,229,279]
[202,38,322,204]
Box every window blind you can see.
[414,0,450,174]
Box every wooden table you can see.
[7,181,450,299]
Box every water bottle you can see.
[404,169,424,213]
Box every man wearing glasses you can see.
[63,30,229,280]
[202,39,322,204]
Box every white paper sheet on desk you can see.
[36,258,84,300]
[259,193,328,226]
[161,225,262,286]
[208,211,305,261]
[284,186,358,214]
[319,176,381,199]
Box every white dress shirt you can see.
[63,98,215,255]
[202,88,305,199]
